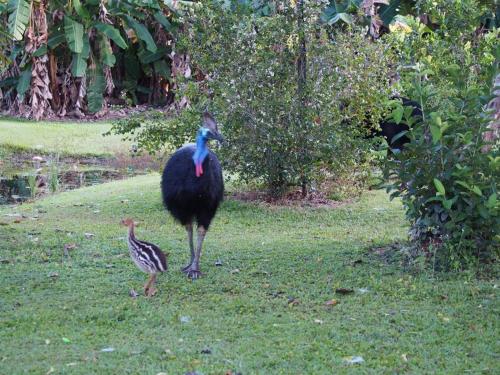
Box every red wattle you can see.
[195,163,203,177]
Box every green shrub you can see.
[110,2,393,197]
[383,65,499,269]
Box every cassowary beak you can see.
[213,133,224,144]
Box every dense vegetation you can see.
[0,0,179,119]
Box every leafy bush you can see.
[383,64,499,269]
[107,109,197,155]
[111,1,393,197]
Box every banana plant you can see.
[0,0,179,118]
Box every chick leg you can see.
[144,274,155,296]
[146,274,157,297]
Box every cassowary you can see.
[161,112,224,279]
[375,97,422,151]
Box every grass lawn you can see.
[0,118,130,156]
[0,174,498,374]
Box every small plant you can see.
[26,174,37,199]
[47,154,60,194]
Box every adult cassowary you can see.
[161,112,224,279]
[375,97,422,151]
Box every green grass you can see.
[0,175,498,374]
[0,118,130,156]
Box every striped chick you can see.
[121,218,168,297]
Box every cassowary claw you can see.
[145,287,157,297]
[184,267,202,279]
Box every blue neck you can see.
[192,129,209,167]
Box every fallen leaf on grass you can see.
[46,367,55,375]
[439,294,448,301]
[335,288,354,295]
[230,268,240,274]
[343,356,364,364]
[325,299,338,306]
[62,337,71,343]
[63,243,77,256]
[288,297,300,306]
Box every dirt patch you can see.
[229,189,351,208]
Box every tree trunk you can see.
[297,0,308,198]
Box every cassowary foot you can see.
[184,265,202,279]
[146,286,157,297]
[181,263,193,273]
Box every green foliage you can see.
[383,65,499,269]
[26,173,37,198]
[15,63,31,100]
[107,109,196,155]
[6,0,30,41]
[63,16,85,54]
[71,34,90,77]
[125,15,157,53]
[94,23,128,49]
[48,154,60,193]
[87,64,106,113]
[113,1,392,196]
[1,0,177,117]
[379,0,500,268]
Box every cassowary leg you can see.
[184,226,206,279]
[181,223,195,272]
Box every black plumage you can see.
[162,145,223,229]
[161,112,224,279]
[375,98,422,150]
